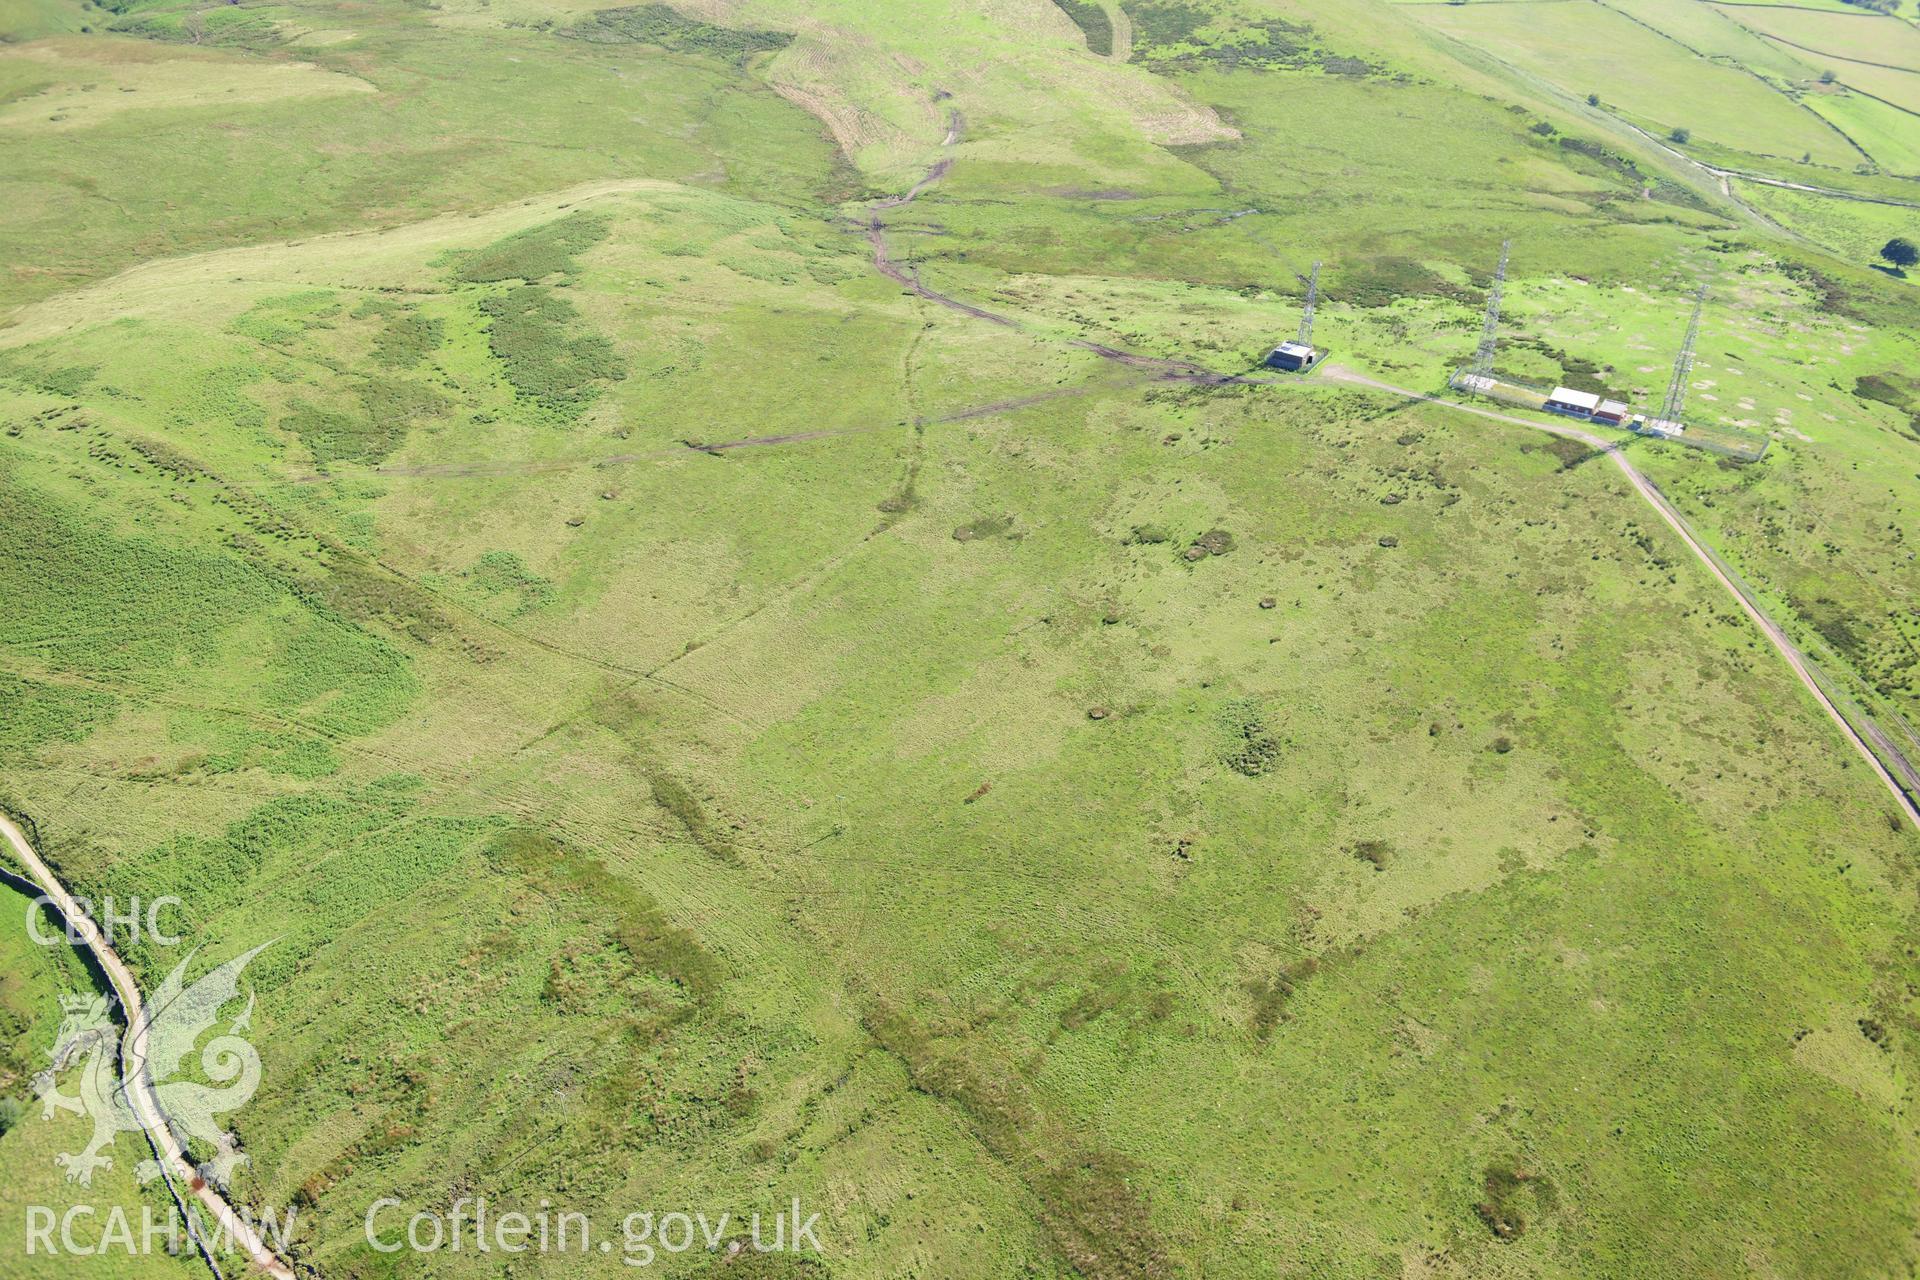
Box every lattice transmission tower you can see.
[1470,238,1511,378]
[1296,261,1321,345]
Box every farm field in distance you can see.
[1,0,1919,1278]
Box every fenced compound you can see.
[1643,415,1768,463]
[1443,244,1767,463]
[1448,370,1547,413]
[1447,368,1769,462]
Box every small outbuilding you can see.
[1265,340,1320,372]
[1592,399,1630,425]
[1545,387,1601,418]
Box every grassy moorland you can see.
[2,1,1920,1278]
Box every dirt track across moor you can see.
[0,813,295,1280]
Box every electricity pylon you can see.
[1296,261,1321,345]
[1471,238,1511,378]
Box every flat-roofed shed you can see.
[1545,387,1601,416]
[1266,340,1318,371]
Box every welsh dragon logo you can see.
[32,944,270,1188]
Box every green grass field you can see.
[1410,0,1861,165]
[1602,0,1827,83]
[3,0,1920,1277]
[1806,88,1920,173]
[1718,0,1920,16]
[1717,3,1920,69]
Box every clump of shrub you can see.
[1059,961,1134,1030]
[285,377,444,467]
[465,550,554,615]
[1029,1147,1174,1278]
[650,772,738,864]
[454,212,611,284]
[1246,957,1318,1040]
[1474,1162,1556,1240]
[1852,373,1913,410]
[1050,0,1113,54]
[559,4,792,61]
[1336,256,1477,308]
[307,549,449,644]
[862,1002,1173,1277]
[360,376,445,431]
[1192,528,1235,557]
[0,674,117,760]
[370,310,444,368]
[486,828,721,996]
[1557,134,1642,186]
[1221,699,1282,776]
[231,291,341,346]
[286,401,382,469]
[0,357,97,398]
[1351,839,1391,871]
[690,1251,830,1278]
[478,286,625,414]
[953,513,1013,541]
[1541,436,1596,470]
[1128,0,1369,77]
